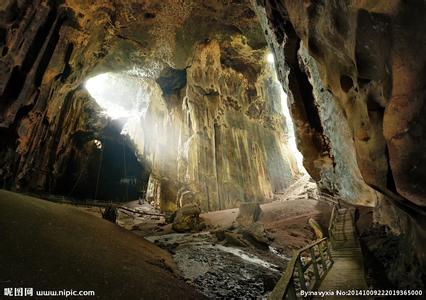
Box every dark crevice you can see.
[283,21,323,134]
[1,66,26,100]
[21,8,57,73]
[156,67,187,96]
[367,94,385,113]
[284,19,325,136]
[385,146,397,193]
[144,12,156,19]
[0,27,6,46]
[340,75,353,93]
[61,43,74,82]
[293,63,323,133]
[188,113,193,134]
[14,103,35,125]
[358,77,371,87]
[2,46,8,56]
[1,7,57,102]
[35,16,63,86]
[282,19,331,180]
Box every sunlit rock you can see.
[172,204,202,233]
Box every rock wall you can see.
[251,0,426,289]
[145,37,298,212]
[2,0,425,288]
[176,38,296,211]
[0,0,298,210]
[252,0,426,208]
[297,45,379,206]
[0,0,102,192]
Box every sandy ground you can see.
[201,175,332,252]
[79,176,332,253]
[79,175,332,261]
[0,190,206,300]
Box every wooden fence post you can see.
[287,278,297,300]
[310,247,321,282]
[296,257,307,291]
[326,239,333,264]
[319,241,328,272]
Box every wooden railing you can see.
[269,201,341,300]
[268,237,333,299]
[329,204,356,234]
[317,192,340,206]
[327,205,337,244]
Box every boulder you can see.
[102,206,117,223]
[236,202,262,227]
[179,190,195,207]
[172,204,201,233]
[223,231,249,248]
[244,222,270,248]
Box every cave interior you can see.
[0,0,425,298]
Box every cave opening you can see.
[85,71,149,122]
[81,71,152,202]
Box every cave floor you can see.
[0,176,333,298]
[0,190,206,299]
[77,175,333,298]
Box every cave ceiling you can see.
[60,0,267,77]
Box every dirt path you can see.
[0,190,206,300]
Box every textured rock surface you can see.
[177,38,296,212]
[251,0,426,289]
[172,204,201,233]
[298,45,379,206]
[252,0,426,208]
[0,0,298,211]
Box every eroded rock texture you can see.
[251,0,426,289]
[253,0,426,207]
[0,0,298,210]
[176,38,296,212]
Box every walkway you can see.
[316,207,368,297]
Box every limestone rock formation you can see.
[252,0,426,208]
[0,0,298,212]
[251,0,426,289]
